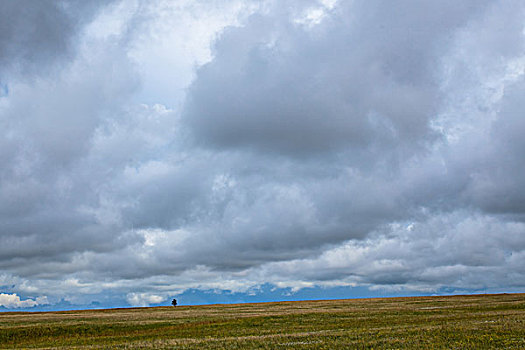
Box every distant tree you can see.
[171,299,177,307]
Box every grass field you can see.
[0,293,524,349]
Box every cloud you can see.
[0,293,48,309]
[126,292,165,307]
[0,0,525,308]
[463,77,525,216]
[251,212,525,290]
[182,0,491,158]
[0,0,116,79]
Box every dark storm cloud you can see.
[257,212,525,291]
[463,77,525,217]
[0,1,71,75]
[1,0,525,307]
[183,0,490,159]
[0,0,114,78]
[0,0,137,278]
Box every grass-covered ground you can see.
[0,293,524,349]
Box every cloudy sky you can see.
[1,0,525,310]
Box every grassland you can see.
[0,293,524,349]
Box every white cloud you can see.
[126,292,165,307]
[0,293,49,309]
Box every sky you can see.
[1,0,525,311]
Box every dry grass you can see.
[1,293,524,349]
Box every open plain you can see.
[0,293,524,349]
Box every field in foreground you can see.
[0,293,524,349]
